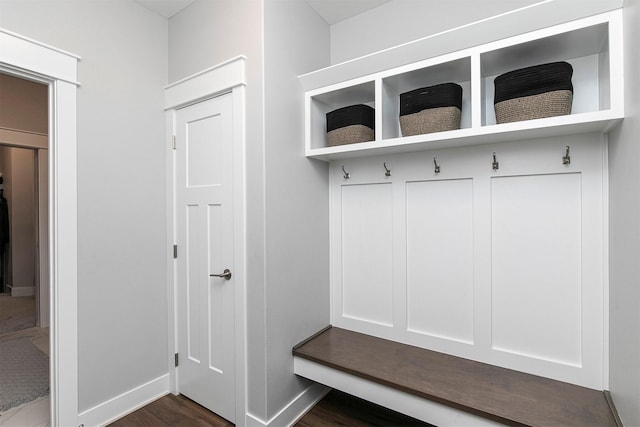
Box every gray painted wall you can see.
[263,0,330,418]
[168,0,270,418]
[0,0,169,412]
[329,0,623,66]
[329,0,540,64]
[0,73,48,134]
[3,147,36,291]
[169,0,331,420]
[0,147,35,292]
[0,75,45,293]
[0,147,11,289]
[0,147,8,190]
[608,0,640,424]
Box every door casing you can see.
[164,56,247,426]
[0,28,80,427]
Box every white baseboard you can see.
[9,285,35,297]
[245,383,330,427]
[78,373,170,427]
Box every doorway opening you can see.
[0,71,50,423]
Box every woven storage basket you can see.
[494,61,573,124]
[326,104,375,146]
[399,83,463,136]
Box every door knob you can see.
[210,269,232,280]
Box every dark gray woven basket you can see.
[494,62,573,124]
[326,104,375,146]
[399,83,462,136]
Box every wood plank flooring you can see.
[293,326,618,427]
[108,390,430,427]
[294,390,432,427]
[108,394,232,427]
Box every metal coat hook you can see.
[342,165,350,180]
[492,152,499,171]
[383,162,392,177]
[433,157,441,174]
[562,146,571,165]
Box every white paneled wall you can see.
[406,179,475,345]
[341,183,394,326]
[330,135,605,389]
[491,173,582,366]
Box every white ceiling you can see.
[305,0,392,25]
[134,0,195,18]
[134,0,391,24]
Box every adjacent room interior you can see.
[0,72,50,424]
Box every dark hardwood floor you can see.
[294,390,432,427]
[108,390,431,427]
[108,394,232,427]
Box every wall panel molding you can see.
[330,135,605,389]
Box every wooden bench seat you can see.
[293,326,620,427]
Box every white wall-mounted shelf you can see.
[303,10,623,161]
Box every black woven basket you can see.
[399,83,463,136]
[326,104,375,146]
[494,61,573,124]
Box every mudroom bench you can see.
[293,326,620,427]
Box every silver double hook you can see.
[492,152,499,171]
[342,165,350,180]
[562,146,571,165]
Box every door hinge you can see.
[173,245,178,259]
[172,135,176,150]
[175,353,179,367]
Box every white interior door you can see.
[175,92,236,422]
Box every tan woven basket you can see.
[400,106,461,136]
[327,124,375,147]
[495,89,572,124]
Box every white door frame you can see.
[36,148,49,329]
[164,56,247,426]
[0,28,79,426]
